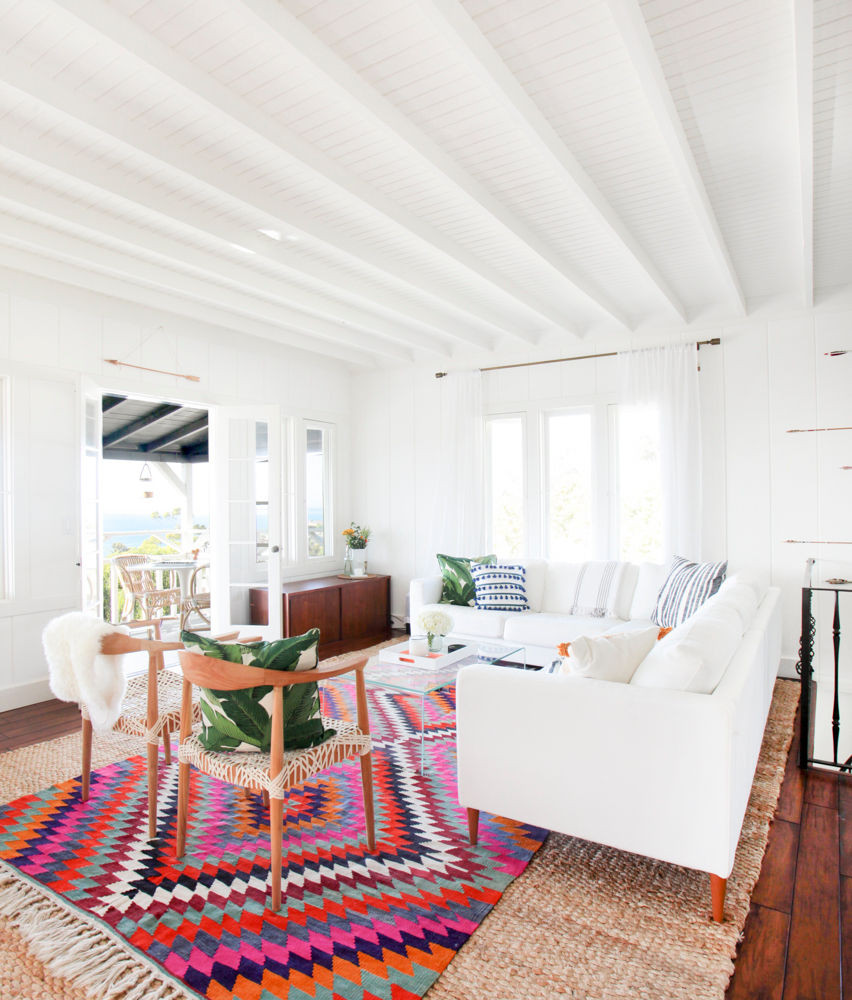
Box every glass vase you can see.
[427,633,442,653]
[349,547,368,576]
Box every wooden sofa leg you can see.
[710,874,727,922]
[467,808,479,846]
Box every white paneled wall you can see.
[0,268,352,710]
[353,305,852,679]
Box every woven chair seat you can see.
[81,669,200,743]
[178,717,371,799]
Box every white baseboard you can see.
[1,678,53,711]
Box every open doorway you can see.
[99,394,210,638]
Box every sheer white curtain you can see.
[618,344,702,561]
[433,371,485,555]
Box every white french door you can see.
[81,381,103,617]
[209,405,283,638]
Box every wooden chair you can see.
[176,651,375,912]
[113,553,181,624]
[179,563,211,632]
[82,626,252,840]
[81,623,185,840]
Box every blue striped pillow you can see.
[471,563,530,612]
[652,556,727,628]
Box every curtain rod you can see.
[434,337,721,378]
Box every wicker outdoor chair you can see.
[113,553,181,624]
[175,650,375,911]
[179,563,211,632]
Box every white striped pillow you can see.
[652,556,728,628]
[471,563,530,612]
[570,561,626,618]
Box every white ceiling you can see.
[0,0,849,369]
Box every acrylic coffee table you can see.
[358,639,526,771]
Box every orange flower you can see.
[342,528,355,536]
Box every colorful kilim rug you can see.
[0,683,546,1000]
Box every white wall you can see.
[0,268,353,710]
[352,303,852,680]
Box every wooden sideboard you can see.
[249,574,391,657]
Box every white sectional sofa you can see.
[411,559,685,668]
[410,559,783,921]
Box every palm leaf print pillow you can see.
[436,553,497,606]
[180,629,334,752]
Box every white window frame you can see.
[303,418,335,564]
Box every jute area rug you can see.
[0,646,799,1000]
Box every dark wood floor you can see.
[0,692,844,996]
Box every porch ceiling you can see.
[102,395,208,463]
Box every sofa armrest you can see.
[457,664,738,876]
[409,575,442,627]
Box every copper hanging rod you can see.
[104,359,200,382]
[784,539,852,545]
[787,426,852,434]
[434,338,721,378]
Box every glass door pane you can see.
[210,406,282,638]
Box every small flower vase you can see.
[427,632,442,653]
[350,547,368,576]
[342,550,353,576]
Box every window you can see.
[616,405,664,563]
[544,410,594,561]
[484,398,664,564]
[305,423,332,558]
[486,416,525,556]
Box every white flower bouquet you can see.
[416,609,453,643]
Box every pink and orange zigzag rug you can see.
[0,685,546,999]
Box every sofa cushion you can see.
[436,553,496,607]
[652,556,727,627]
[631,600,744,693]
[541,562,582,613]
[471,563,529,612]
[420,602,509,640]
[503,613,624,648]
[560,626,659,684]
[628,562,668,620]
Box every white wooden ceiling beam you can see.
[0,246,377,369]
[0,127,494,352]
[793,0,814,308]
[0,55,529,345]
[51,0,568,338]
[0,171,454,361]
[232,0,629,330]
[415,0,686,323]
[0,214,414,365]
[603,0,747,315]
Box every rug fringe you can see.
[0,870,189,999]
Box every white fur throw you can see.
[42,613,130,732]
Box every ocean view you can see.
[103,513,209,550]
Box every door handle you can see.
[271,545,280,553]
